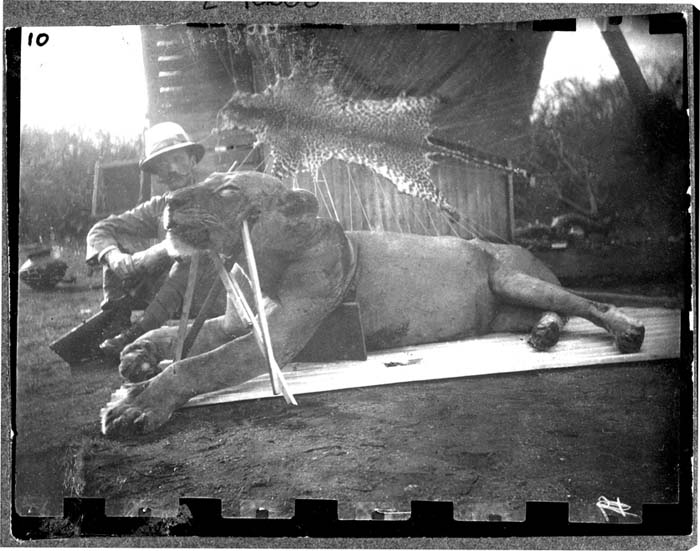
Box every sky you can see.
[533,17,683,111]
[20,26,148,140]
[20,20,683,140]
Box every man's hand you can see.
[131,242,170,272]
[104,250,136,279]
[104,243,169,279]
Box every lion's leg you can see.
[101,292,338,437]
[118,290,254,383]
[102,220,354,437]
[101,262,349,438]
[102,330,265,436]
[489,267,644,353]
[490,305,543,333]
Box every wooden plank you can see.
[184,307,681,409]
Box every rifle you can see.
[49,277,153,365]
[50,306,128,365]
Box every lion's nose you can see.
[166,193,186,210]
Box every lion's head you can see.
[164,171,319,258]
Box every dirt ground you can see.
[15,354,684,524]
[12,263,688,531]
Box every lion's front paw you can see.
[119,342,163,383]
[100,381,175,438]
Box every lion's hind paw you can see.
[615,322,645,354]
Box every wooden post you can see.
[139,171,151,204]
[91,159,102,217]
[597,20,652,110]
[507,160,516,242]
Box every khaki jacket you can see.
[85,195,168,266]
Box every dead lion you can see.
[101,171,644,437]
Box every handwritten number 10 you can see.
[28,32,49,47]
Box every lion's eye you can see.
[215,183,241,197]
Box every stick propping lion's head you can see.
[164,171,320,258]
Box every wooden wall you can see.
[91,160,141,218]
[287,159,510,241]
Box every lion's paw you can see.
[119,342,163,383]
[614,322,645,354]
[100,382,174,438]
[604,309,645,354]
[528,313,562,351]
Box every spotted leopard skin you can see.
[219,71,528,221]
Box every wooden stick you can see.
[181,250,240,360]
[241,220,282,391]
[210,161,296,404]
[174,251,200,361]
[181,260,223,359]
[212,254,298,405]
[212,256,256,335]
[225,263,297,405]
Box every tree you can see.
[520,64,687,240]
[19,128,141,243]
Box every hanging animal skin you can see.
[218,70,530,220]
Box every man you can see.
[86,122,213,357]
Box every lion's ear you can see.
[278,189,319,218]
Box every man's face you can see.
[152,149,196,191]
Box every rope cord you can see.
[373,173,405,234]
[346,165,375,231]
[318,167,340,222]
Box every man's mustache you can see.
[163,172,187,182]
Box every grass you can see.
[16,242,103,393]
[15,243,117,517]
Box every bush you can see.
[19,128,141,244]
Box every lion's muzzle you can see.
[163,201,217,257]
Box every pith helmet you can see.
[140,122,205,174]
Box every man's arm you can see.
[86,195,168,266]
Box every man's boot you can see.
[99,323,147,360]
